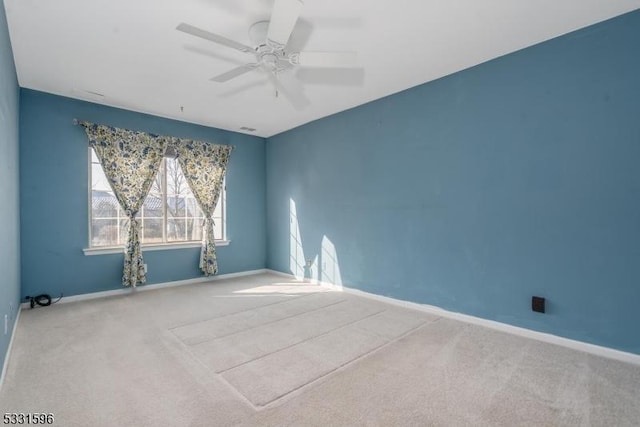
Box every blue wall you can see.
[266,11,640,354]
[20,89,266,298]
[0,0,20,371]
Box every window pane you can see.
[166,157,187,196]
[213,219,223,240]
[92,192,120,219]
[90,149,225,247]
[91,164,112,192]
[213,198,221,217]
[142,218,163,243]
[186,198,201,217]
[186,218,203,241]
[168,217,206,242]
[143,194,163,217]
[92,219,119,247]
[167,218,186,242]
[91,150,123,246]
[117,218,129,246]
[165,157,205,242]
[167,195,186,217]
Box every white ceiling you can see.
[4,0,640,137]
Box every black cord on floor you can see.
[25,293,63,309]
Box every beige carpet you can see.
[1,273,639,426]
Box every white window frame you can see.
[84,148,229,256]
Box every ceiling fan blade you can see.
[177,23,254,54]
[264,68,310,110]
[210,64,260,82]
[295,51,358,68]
[267,0,303,47]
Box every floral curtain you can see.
[174,139,232,275]
[80,122,169,287]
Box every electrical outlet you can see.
[144,264,148,273]
[532,296,546,313]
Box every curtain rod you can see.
[72,119,236,150]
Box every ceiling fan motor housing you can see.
[251,21,294,72]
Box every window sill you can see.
[83,240,230,256]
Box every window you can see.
[89,148,225,248]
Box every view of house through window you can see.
[90,148,225,247]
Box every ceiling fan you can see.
[176,0,358,107]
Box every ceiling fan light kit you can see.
[176,0,358,107]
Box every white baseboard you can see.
[1,306,22,392]
[266,269,303,279]
[266,269,640,366]
[20,269,269,309]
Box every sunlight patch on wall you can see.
[321,235,342,289]
[289,198,306,280]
